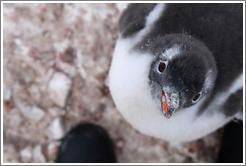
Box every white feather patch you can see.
[161,45,181,60]
[123,4,165,45]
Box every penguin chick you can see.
[109,3,243,142]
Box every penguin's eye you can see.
[192,93,201,103]
[158,61,167,73]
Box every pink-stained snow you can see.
[3,3,222,163]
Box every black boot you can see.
[216,120,243,163]
[55,123,117,163]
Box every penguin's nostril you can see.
[158,62,166,73]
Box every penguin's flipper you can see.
[216,121,243,163]
[222,88,243,117]
[119,4,156,38]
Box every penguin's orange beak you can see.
[162,91,171,118]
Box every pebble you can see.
[56,59,76,78]
[20,146,33,162]
[3,85,12,100]
[46,117,66,140]
[116,139,124,148]
[48,72,72,107]
[3,144,19,163]
[48,107,66,117]
[47,141,61,161]
[20,106,46,122]
[33,145,46,163]
[28,84,41,102]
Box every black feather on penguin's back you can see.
[119,4,156,38]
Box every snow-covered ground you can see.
[3,3,222,163]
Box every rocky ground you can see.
[3,3,222,163]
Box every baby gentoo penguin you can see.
[109,3,243,155]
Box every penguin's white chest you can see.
[109,38,156,119]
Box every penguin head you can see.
[148,34,217,118]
